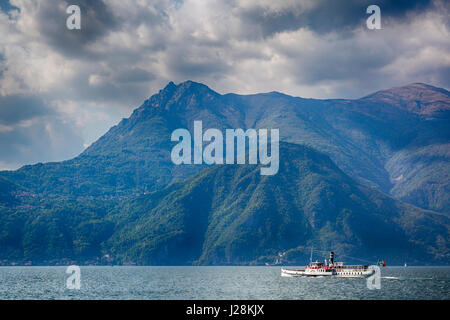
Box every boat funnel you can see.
[329,251,335,265]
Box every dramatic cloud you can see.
[0,0,449,169]
[0,94,84,170]
[0,94,50,125]
[233,0,434,37]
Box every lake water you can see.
[0,266,448,300]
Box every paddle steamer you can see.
[281,251,376,278]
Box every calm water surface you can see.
[0,266,448,300]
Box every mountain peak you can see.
[361,83,450,116]
[138,80,220,113]
[162,81,177,92]
[173,80,218,94]
[160,80,215,94]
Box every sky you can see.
[0,0,449,170]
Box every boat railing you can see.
[334,265,369,269]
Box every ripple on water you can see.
[0,266,448,300]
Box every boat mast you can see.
[310,247,313,264]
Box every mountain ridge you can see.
[0,81,448,265]
[1,80,448,213]
[75,143,450,265]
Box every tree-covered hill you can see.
[105,143,449,265]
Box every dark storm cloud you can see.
[0,116,84,169]
[29,0,170,60]
[35,0,119,58]
[0,95,51,125]
[0,0,448,169]
[0,93,84,169]
[166,47,231,79]
[237,0,434,38]
[52,66,155,107]
[114,68,156,84]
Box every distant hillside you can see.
[0,177,19,206]
[1,143,447,265]
[106,143,448,265]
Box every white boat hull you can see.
[335,268,375,278]
[281,267,375,278]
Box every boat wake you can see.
[381,276,434,280]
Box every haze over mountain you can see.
[0,81,448,265]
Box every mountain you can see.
[1,81,448,214]
[0,143,448,265]
[0,80,448,265]
[0,81,230,198]
[361,83,450,117]
[105,142,449,265]
[227,83,449,214]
